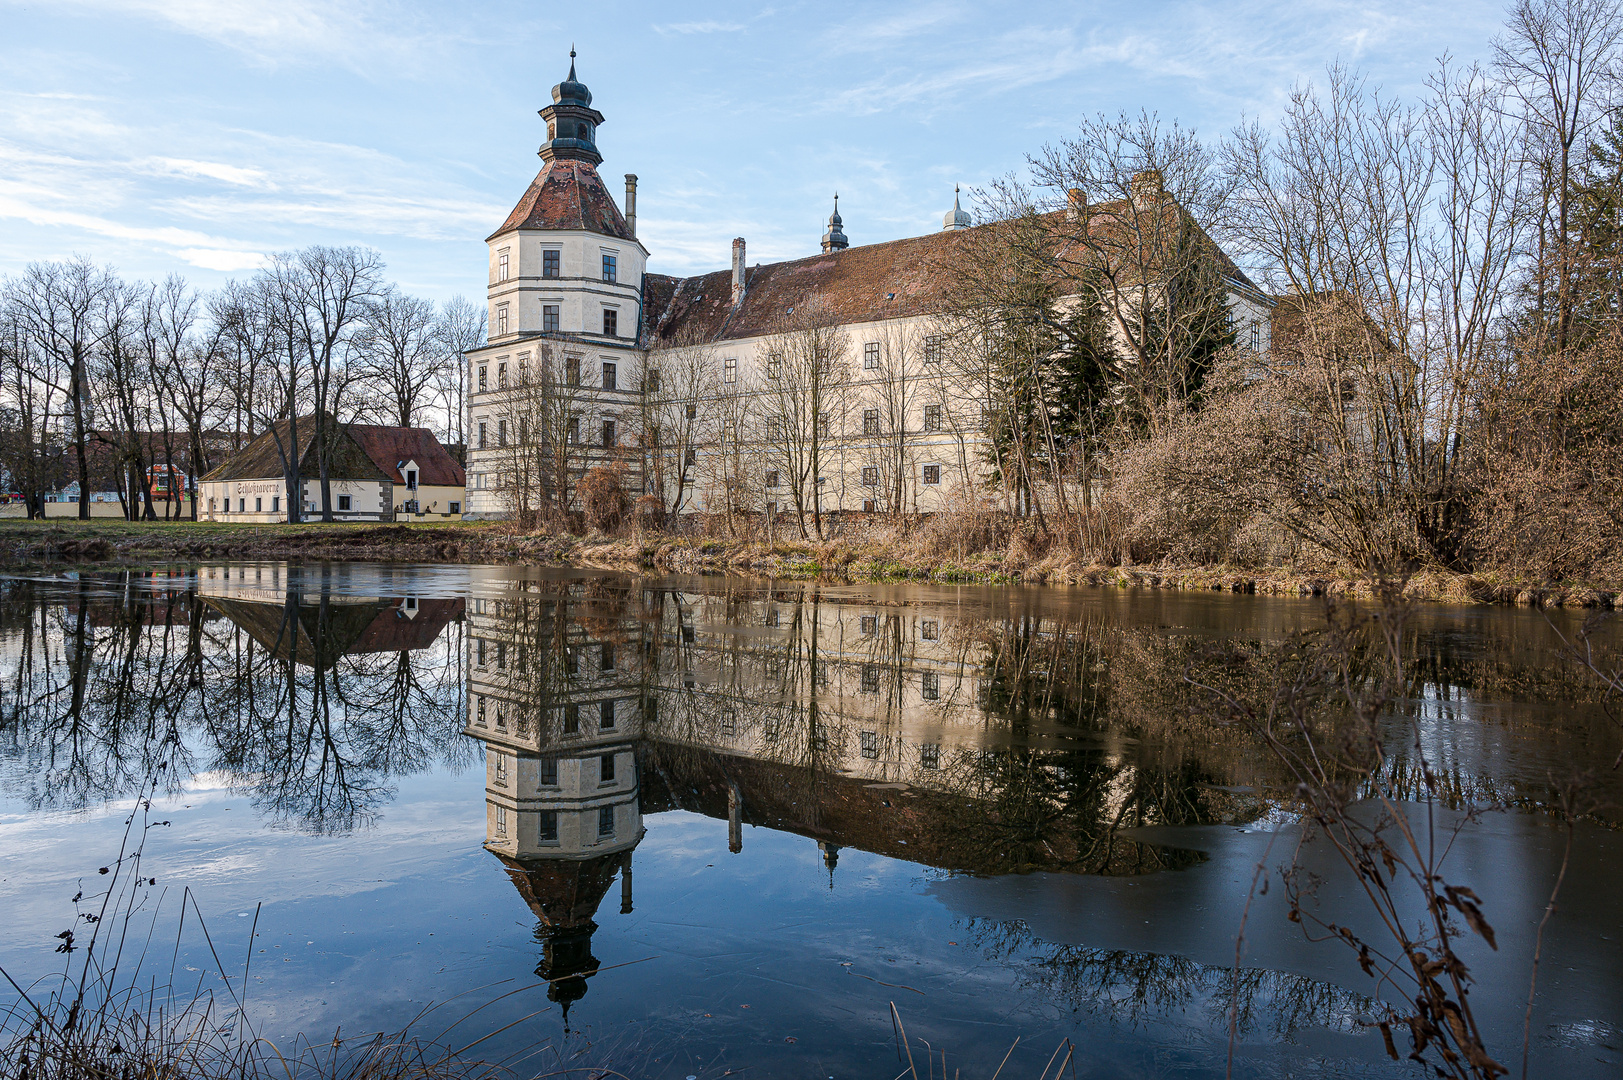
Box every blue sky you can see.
[0,0,1511,301]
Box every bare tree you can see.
[355,288,443,428]
[638,331,723,525]
[757,297,851,540]
[6,259,114,518]
[435,295,485,448]
[488,346,588,527]
[1496,0,1623,352]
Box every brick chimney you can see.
[1066,188,1086,222]
[624,174,638,238]
[1131,169,1164,211]
[731,237,746,305]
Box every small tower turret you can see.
[821,194,849,253]
[538,49,605,165]
[942,185,971,231]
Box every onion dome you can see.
[538,49,605,166]
[821,193,849,253]
[552,49,592,106]
[942,185,971,231]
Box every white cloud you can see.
[147,157,269,186]
[176,247,265,271]
[652,20,745,36]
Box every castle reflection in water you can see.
[458,568,1228,1017]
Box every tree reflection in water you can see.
[0,569,469,833]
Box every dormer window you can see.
[405,468,418,490]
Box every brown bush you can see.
[578,464,630,536]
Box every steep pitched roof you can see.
[489,159,634,242]
[346,425,467,488]
[200,417,392,484]
[643,202,1260,347]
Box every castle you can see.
[462,55,1273,522]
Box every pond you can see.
[1,565,1620,1078]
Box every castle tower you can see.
[461,52,648,519]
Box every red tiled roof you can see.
[643,202,1259,346]
[346,424,467,488]
[490,159,634,242]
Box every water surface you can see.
[1,565,1619,1078]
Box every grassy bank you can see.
[1,518,1616,608]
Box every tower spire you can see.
[942,184,971,231]
[539,50,604,165]
[821,192,849,253]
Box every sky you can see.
[0,0,1514,303]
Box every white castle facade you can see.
[461,56,1273,523]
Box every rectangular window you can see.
[496,305,509,336]
[864,342,879,369]
[565,648,580,675]
[498,419,507,447]
[764,470,779,487]
[603,309,618,337]
[497,362,507,388]
[923,465,941,485]
[766,353,781,379]
[862,467,878,486]
[921,671,940,701]
[863,408,880,435]
[921,742,940,769]
[1250,321,1262,351]
[818,413,831,438]
[540,757,558,786]
[405,470,417,490]
[860,615,876,635]
[923,336,943,364]
[723,357,737,384]
[567,416,579,443]
[600,753,616,783]
[566,355,580,384]
[478,422,487,449]
[495,752,507,783]
[338,494,352,511]
[477,639,487,666]
[861,664,880,693]
[598,805,615,837]
[450,501,460,514]
[478,364,487,392]
[863,499,876,513]
[860,730,878,758]
[496,641,507,669]
[238,498,245,512]
[601,643,615,671]
[563,702,580,733]
[599,699,616,729]
[543,305,560,333]
[765,418,781,441]
[542,250,560,278]
[271,496,279,512]
[495,805,507,837]
[602,253,617,282]
[924,404,942,431]
[602,419,616,447]
[685,402,697,420]
[498,251,510,281]
[921,619,939,641]
[539,810,558,842]
[602,361,616,389]
[254,497,262,512]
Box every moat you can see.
[1,565,1619,1078]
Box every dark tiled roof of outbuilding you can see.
[346,425,467,488]
[200,417,391,484]
[490,159,634,242]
